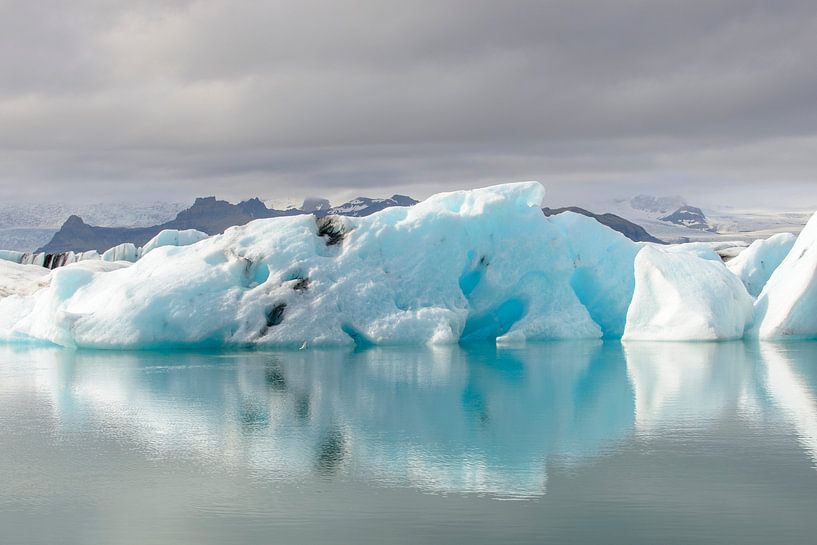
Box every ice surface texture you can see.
[727,233,796,297]
[0,182,812,348]
[623,246,753,341]
[753,213,817,339]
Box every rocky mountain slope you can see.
[37,195,418,253]
[658,205,713,231]
[542,207,663,243]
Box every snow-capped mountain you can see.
[595,194,812,243]
[628,195,687,215]
[658,206,713,231]
[321,195,419,217]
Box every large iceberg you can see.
[0,183,605,348]
[753,212,817,339]
[0,182,813,348]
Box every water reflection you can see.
[1,340,817,497]
[761,342,817,466]
[623,342,762,432]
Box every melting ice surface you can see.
[2,181,817,348]
[2,342,817,544]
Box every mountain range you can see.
[597,194,812,243]
[32,194,660,254]
[37,195,419,253]
[10,189,813,255]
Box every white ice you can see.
[101,243,140,263]
[0,260,50,298]
[753,211,817,339]
[622,246,753,341]
[140,229,208,257]
[727,232,796,297]
[0,183,815,348]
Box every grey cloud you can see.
[1,0,817,206]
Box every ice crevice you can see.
[1,181,817,348]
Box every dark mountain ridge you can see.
[38,194,662,253]
[542,206,664,243]
[38,195,416,253]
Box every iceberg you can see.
[1,248,101,268]
[0,250,27,263]
[0,183,606,348]
[101,242,140,262]
[622,246,753,341]
[100,229,207,262]
[753,212,817,339]
[548,211,639,338]
[0,182,813,348]
[140,228,208,257]
[727,233,796,297]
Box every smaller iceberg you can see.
[101,243,140,263]
[141,229,208,257]
[623,246,753,341]
[753,212,817,339]
[727,232,796,297]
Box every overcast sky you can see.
[1,0,817,208]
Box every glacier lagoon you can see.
[2,341,817,544]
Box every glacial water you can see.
[1,341,817,544]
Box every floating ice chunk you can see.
[141,229,208,257]
[0,250,26,264]
[753,212,817,339]
[727,233,796,297]
[0,249,101,269]
[623,246,753,341]
[101,243,139,263]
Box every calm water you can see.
[1,341,817,544]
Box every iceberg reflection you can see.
[3,339,817,498]
[1,343,636,497]
[623,341,761,433]
[761,342,817,466]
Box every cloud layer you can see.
[2,0,817,206]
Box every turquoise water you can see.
[1,341,817,544]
